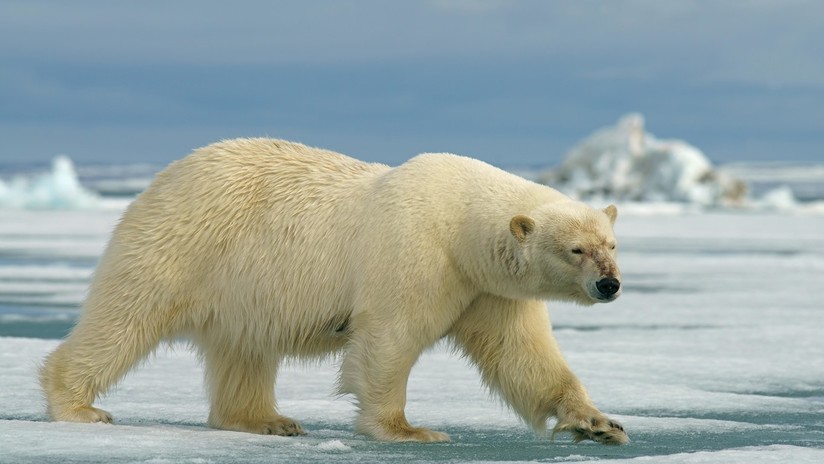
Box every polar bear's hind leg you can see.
[201,341,305,436]
[40,295,170,424]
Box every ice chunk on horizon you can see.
[756,185,798,210]
[540,114,748,207]
[0,155,101,210]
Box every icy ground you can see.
[0,156,104,210]
[1,206,823,463]
[539,114,747,207]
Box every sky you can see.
[1,0,823,168]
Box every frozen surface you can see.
[721,162,824,203]
[0,208,120,322]
[539,114,748,206]
[0,156,107,210]
[75,163,160,197]
[1,192,824,461]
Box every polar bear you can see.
[40,138,627,445]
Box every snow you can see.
[1,205,823,462]
[0,156,105,210]
[539,114,748,207]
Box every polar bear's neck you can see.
[385,153,567,300]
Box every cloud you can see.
[1,0,823,164]
[2,0,823,87]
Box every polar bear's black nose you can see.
[596,277,621,297]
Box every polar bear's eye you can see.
[571,248,584,254]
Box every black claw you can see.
[591,418,598,426]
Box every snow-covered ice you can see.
[0,156,106,210]
[1,153,823,462]
[1,201,823,462]
[539,114,748,206]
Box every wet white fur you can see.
[40,138,626,444]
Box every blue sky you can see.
[1,0,822,168]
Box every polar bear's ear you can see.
[603,204,618,226]
[509,215,535,243]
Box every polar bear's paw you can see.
[53,405,113,424]
[220,415,307,436]
[395,427,450,443]
[375,425,450,443]
[552,411,628,445]
[358,414,450,442]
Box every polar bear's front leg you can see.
[448,294,628,445]
[340,312,451,443]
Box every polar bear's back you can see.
[128,138,386,251]
[162,138,387,206]
[92,139,387,353]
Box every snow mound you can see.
[297,440,352,452]
[540,114,747,206]
[0,156,102,209]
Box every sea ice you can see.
[539,114,747,206]
[0,156,102,210]
[1,165,823,462]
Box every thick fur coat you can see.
[41,138,627,444]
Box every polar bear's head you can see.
[507,202,621,305]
